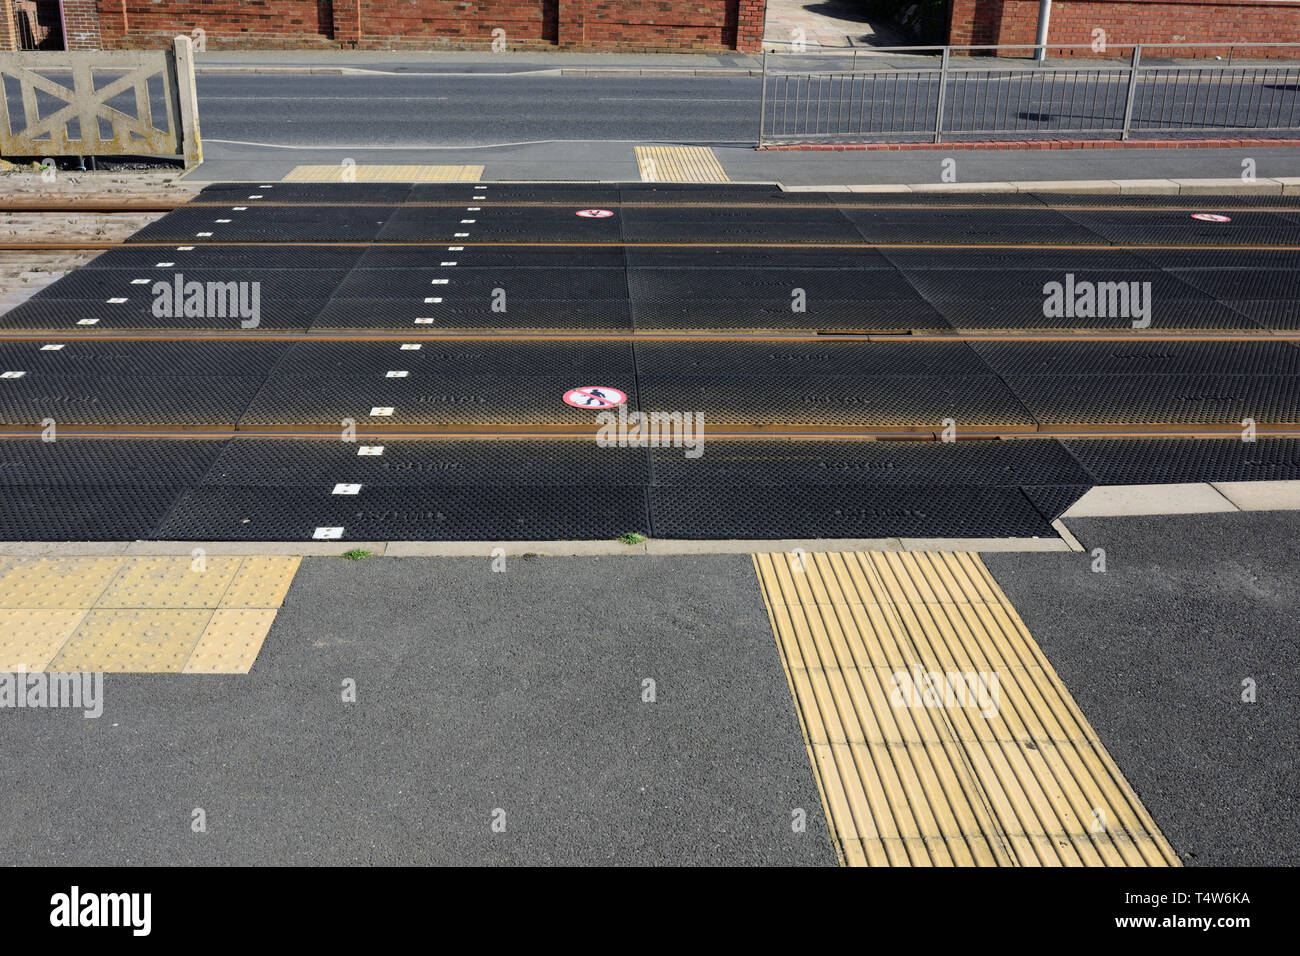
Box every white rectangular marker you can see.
[468,207,481,211]
[358,445,384,456]
[106,298,127,303]
[400,344,422,350]
[313,527,344,540]
[440,261,457,266]
[77,319,99,325]
[1,371,25,378]
[215,219,231,223]
[424,297,442,303]
[448,246,463,251]
[369,407,394,416]
[460,220,476,224]
[196,232,213,237]
[248,195,263,199]
[430,279,448,284]
[176,246,194,251]
[233,206,247,211]
[131,279,149,284]
[156,262,175,267]
[40,344,65,351]
[385,371,408,378]
[454,232,469,237]
[332,484,362,495]
[414,318,434,325]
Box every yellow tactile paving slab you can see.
[635,145,730,183]
[0,555,301,674]
[753,550,1181,868]
[282,164,485,183]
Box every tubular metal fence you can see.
[758,43,1300,145]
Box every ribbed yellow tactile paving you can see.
[282,164,485,183]
[753,551,1180,868]
[0,556,300,674]
[635,146,730,183]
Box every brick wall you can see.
[950,0,1300,58]
[63,0,102,48]
[89,0,761,52]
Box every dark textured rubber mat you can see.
[378,210,622,243]
[239,374,638,427]
[1006,374,1300,425]
[0,341,289,378]
[1020,484,1091,521]
[627,267,916,302]
[36,269,350,301]
[1166,268,1300,300]
[198,183,415,203]
[648,438,1092,486]
[410,184,618,204]
[310,297,633,330]
[0,375,262,427]
[333,267,628,300]
[648,484,1056,539]
[78,245,367,271]
[275,340,633,377]
[1219,300,1300,330]
[921,296,1264,331]
[0,439,222,486]
[1132,247,1300,270]
[129,210,398,243]
[900,267,1200,301]
[356,245,627,268]
[1036,193,1259,209]
[1056,208,1300,246]
[881,247,1151,272]
[620,210,861,243]
[202,438,648,486]
[0,484,183,541]
[623,245,894,269]
[630,298,949,331]
[638,375,1034,427]
[1062,437,1300,484]
[155,484,649,541]
[0,296,326,331]
[633,341,992,378]
[972,341,1300,377]
[843,208,1101,245]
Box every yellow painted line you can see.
[282,164,485,183]
[753,550,1180,867]
[636,146,730,183]
[0,555,301,674]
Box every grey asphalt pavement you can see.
[984,511,1300,867]
[0,554,835,866]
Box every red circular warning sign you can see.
[576,209,614,218]
[1191,213,1232,223]
[563,386,627,409]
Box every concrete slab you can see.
[1278,177,1300,196]
[898,536,1070,552]
[846,184,914,193]
[1210,480,1300,511]
[1116,178,1181,194]
[385,540,642,556]
[122,540,389,556]
[1173,177,1282,195]
[645,537,903,555]
[1014,180,1120,193]
[1061,483,1236,518]
[908,181,1018,193]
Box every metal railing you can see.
[758,42,1300,145]
[0,35,202,165]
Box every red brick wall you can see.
[90,0,760,52]
[62,0,102,48]
[0,1,16,50]
[949,0,1300,58]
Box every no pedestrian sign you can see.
[563,386,627,409]
[1191,213,1231,222]
[576,209,614,218]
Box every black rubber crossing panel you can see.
[919,294,1263,331]
[1006,374,1300,426]
[1020,484,1091,521]
[1062,437,1300,484]
[624,246,895,269]
[356,245,627,268]
[627,267,915,302]
[201,438,649,486]
[197,183,415,203]
[1056,208,1300,246]
[0,439,223,486]
[1036,193,1259,210]
[129,209,398,243]
[633,341,993,378]
[900,266,1199,300]
[310,297,633,331]
[971,341,1300,377]
[648,485,1056,539]
[239,374,639,427]
[1166,268,1300,300]
[78,245,366,270]
[333,267,628,300]
[37,268,350,301]
[156,485,648,541]
[0,341,289,378]
[378,209,622,243]
[1219,300,1300,330]
[1132,247,1300,270]
[630,297,949,331]
[637,375,1035,427]
[275,340,633,377]
[881,247,1151,272]
[0,485,183,541]
[620,209,862,243]
[842,207,1101,245]
[649,438,1093,486]
[411,184,619,204]
[0,296,326,331]
[0,375,263,427]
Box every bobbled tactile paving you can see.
[648,439,1093,487]
[79,245,367,271]
[46,608,212,673]
[37,268,351,302]
[637,375,1036,428]
[971,340,1300,377]
[281,164,483,183]
[0,556,124,608]
[0,375,264,427]
[95,556,243,609]
[0,609,88,671]
[630,298,950,332]
[649,484,1056,539]
[182,609,279,674]
[0,486,183,540]
[219,556,302,607]
[0,439,223,486]
[333,267,628,300]
[0,341,290,379]
[239,374,639,427]
[1020,484,1092,521]
[633,340,993,378]
[0,297,326,332]
[1062,437,1300,484]
[275,340,634,377]
[155,485,650,541]
[311,297,633,331]
[1005,374,1300,426]
[842,208,1102,245]
[201,439,650,487]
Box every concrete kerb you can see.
[788,178,1293,195]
